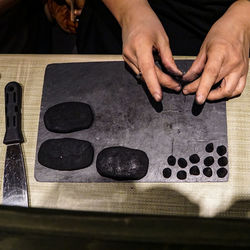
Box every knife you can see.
[2,81,28,207]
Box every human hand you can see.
[183,0,250,104]
[120,1,182,102]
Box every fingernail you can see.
[183,88,188,95]
[175,85,182,92]
[153,93,162,102]
[196,94,204,104]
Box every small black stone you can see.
[189,154,200,164]
[217,168,228,178]
[178,158,187,168]
[96,147,149,180]
[205,143,214,153]
[217,145,227,156]
[44,102,94,133]
[189,166,200,176]
[38,138,94,171]
[204,156,214,167]
[167,155,176,166]
[163,168,172,178]
[218,156,228,166]
[203,167,213,177]
[177,170,187,180]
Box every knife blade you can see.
[2,81,28,207]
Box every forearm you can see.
[225,0,250,42]
[102,0,150,27]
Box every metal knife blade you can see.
[2,81,28,207]
[3,144,28,206]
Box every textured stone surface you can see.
[38,138,94,171]
[44,102,93,133]
[96,147,149,180]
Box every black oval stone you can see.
[177,170,187,180]
[44,102,94,133]
[204,156,214,167]
[167,155,176,166]
[203,167,213,177]
[218,156,228,166]
[38,138,94,171]
[163,168,172,178]
[178,158,187,168]
[217,168,228,178]
[189,166,200,176]
[205,143,214,153]
[96,147,149,180]
[217,145,227,156]
[189,154,200,164]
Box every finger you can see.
[182,78,200,94]
[183,50,206,82]
[207,73,240,101]
[195,53,224,104]
[230,76,246,97]
[137,45,162,101]
[154,66,181,91]
[158,39,183,76]
[123,55,140,75]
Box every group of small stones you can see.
[38,102,149,180]
[163,143,228,180]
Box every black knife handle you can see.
[3,81,24,145]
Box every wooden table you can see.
[0,54,250,218]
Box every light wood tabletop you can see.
[0,54,250,218]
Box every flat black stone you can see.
[177,170,187,180]
[218,156,228,166]
[189,166,200,176]
[203,167,213,177]
[217,145,227,156]
[217,168,228,178]
[44,102,94,133]
[163,168,172,178]
[167,155,176,166]
[204,156,214,167]
[178,158,187,168]
[38,138,94,171]
[189,154,200,164]
[205,143,214,153]
[96,146,149,180]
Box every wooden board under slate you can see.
[35,61,229,183]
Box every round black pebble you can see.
[189,154,200,164]
[204,156,214,167]
[217,168,228,178]
[163,168,172,178]
[203,167,213,177]
[218,156,228,166]
[177,170,187,180]
[167,155,176,166]
[217,145,227,156]
[189,166,200,176]
[178,158,187,168]
[205,143,214,153]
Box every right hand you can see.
[120,2,182,101]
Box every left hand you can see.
[182,0,250,104]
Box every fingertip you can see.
[153,93,162,102]
[195,94,205,105]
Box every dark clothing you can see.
[77,0,235,55]
[0,1,51,53]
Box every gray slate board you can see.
[35,61,228,183]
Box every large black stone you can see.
[44,102,94,133]
[38,138,94,171]
[96,146,149,180]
